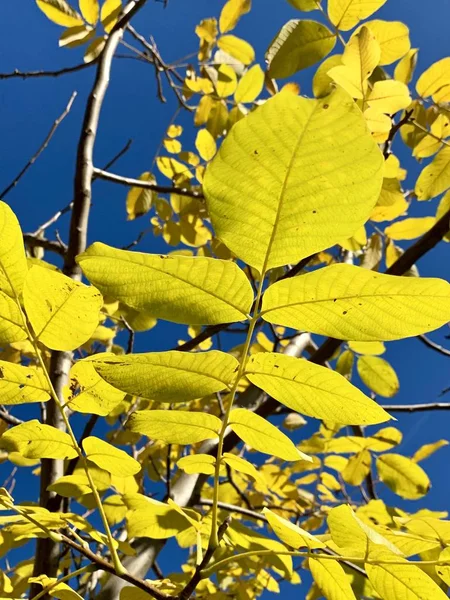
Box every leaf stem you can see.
[208,270,266,549]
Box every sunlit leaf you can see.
[309,557,357,599]
[36,0,84,27]
[264,508,324,549]
[79,0,99,25]
[246,352,390,425]
[415,147,450,201]
[195,129,217,161]
[0,291,26,344]
[377,453,430,499]
[0,421,77,459]
[219,0,251,33]
[416,57,450,102]
[100,0,121,32]
[23,266,103,351]
[394,48,418,85]
[77,243,254,325]
[0,361,50,405]
[68,360,126,416]
[59,24,95,48]
[217,35,255,65]
[0,201,28,298]
[126,172,156,220]
[127,410,222,444]
[90,350,238,402]
[328,0,387,31]
[204,88,383,273]
[177,454,215,475]
[357,356,399,397]
[228,408,311,461]
[266,20,336,79]
[222,452,264,484]
[385,217,435,240]
[412,440,449,464]
[367,80,411,114]
[261,263,450,341]
[82,436,140,476]
[234,64,264,103]
[357,20,410,65]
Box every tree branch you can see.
[0,92,77,198]
[30,2,149,596]
[381,402,450,412]
[0,407,24,427]
[417,334,450,357]
[0,63,94,80]
[92,167,204,199]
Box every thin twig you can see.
[0,63,94,80]
[417,334,450,357]
[383,109,413,159]
[0,92,77,198]
[22,234,67,256]
[92,167,204,199]
[381,402,450,412]
[0,408,24,427]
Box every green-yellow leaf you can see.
[415,147,450,200]
[195,129,217,161]
[366,548,448,600]
[328,0,387,31]
[309,557,357,599]
[126,172,156,220]
[0,201,28,298]
[412,440,449,464]
[394,48,418,85]
[342,449,371,485]
[261,263,450,341]
[263,508,324,549]
[385,217,435,240]
[0,291,26,344]
[213,65,238,98]
[217,35,255,65]
[100,0,121,32]
[127,410,222,444]
[82,436,140,476]
[266,19,336,79]
[219,0,251,33]
[348,341,385,355]
[377,453,430,499]
[29,575,84,600]
[0,362,50,405]
[436,547,450,587]
[328,26,380,99]
[358,20,410,65]
[59,24,95,48]
[288,0,320,10]
[36,0,84,26]
[90,350,238,402]
[357,356,399,397]
[125,495,192,539]
[77,243,254,325]
[228,408,310,462]
[177,454,216,475]
[367,80,411,114]
[68,360,125,416]
[84,36,106,63]
[23,266,102,351]
[246,353,390,425]
[79,0,99,24]
[312,54,342,98]
[416,57,450,102]
[234,64,264,103]
[204,88,383,273]
[0,420,77,460]
[222,452,264,484]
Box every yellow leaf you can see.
[370,178,408,222]
[204,88,383,273]
[167,124,183,138]
[364,107,391,138]
[263,508,324,549]
[385,217,435,240]
[235,64,264,103]
[358,20,410,65]
[163,138,182,154]
[219,0,251,33]
[342,449,371,485]
[261,263,450,341]
[213,64,238,98]
[29,575,84,600]
[288,0,320,9]
[125,495,192,539]
[0,420,77,459]
[217,35,255,65]
[367,80,411,114]
[413,114,450,159]
[23,266,102,351]
[366,548,448,600]
[266,19,336,79]
[328,0,387,31]
[156,156,190,181]
[328,26,380,99]
[412,440,449,463]
[100,0,121,32]
[312,54,342,97]
[366,426,402,452]
[228,408,311,462]
[416,57,450,101]
[90,350,239,402]
[357,355,399,397]
[336,349,354,379]
[79,0,99,24]
[77,243,254,325]
[0,291,26,344]
[177,454,215,475]
[82,436,140,476]
[309,557,357,599]
[0,362,50,405]
[127,410,222,445]
[59,24,95,48]
[348,341,385,355]
[246,353,390,425]
[195,129,216,161]
[36,0,84,27]
[377,453,430,499]
[436,191,450,242]
[0,202,28,298]
[222,452,264,484]
[415,147,450,200]
[84,36,105,63]
[394,48,418,85]
[126,172,156,220]
[118,304,157,332]
[436,547,450,586]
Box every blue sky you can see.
[2,0,450,596]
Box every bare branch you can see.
[22,234,67,256]
[0,407,24,427]
[381,402,450,412]
[0,92,77,198]
[92,167,204,199]
[0,63,94,80]
[417,334,450,357]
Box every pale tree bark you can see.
[30,1,149,597]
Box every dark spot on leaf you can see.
[254,149,259,155]
[343,311,348,315]
[312,210,317,214]
[45,300,53,312]
[333,299,337,303]
[0,368,3,379]
[19,384,25,389]
[323,104,329,109]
